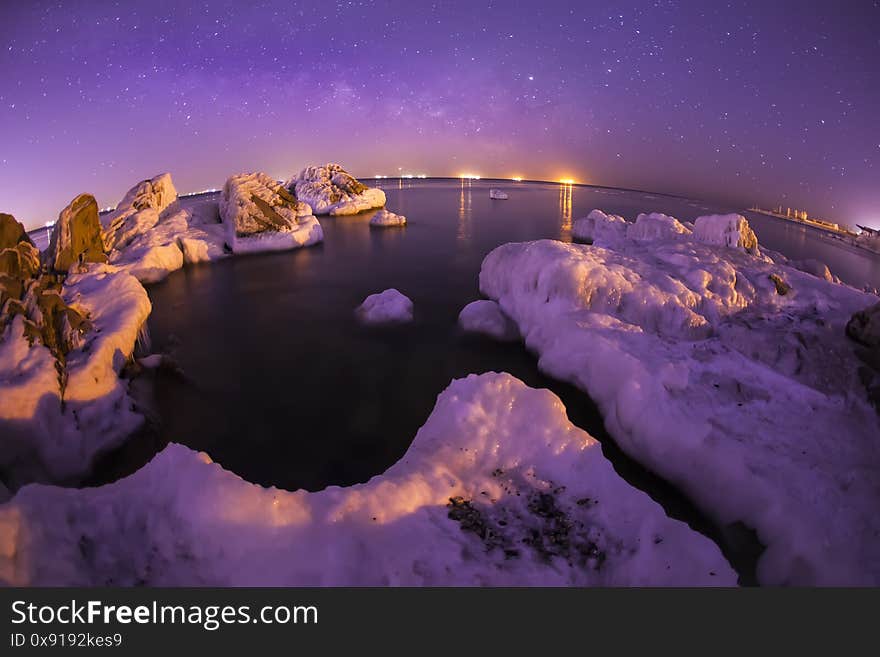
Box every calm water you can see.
[116,179,880,497]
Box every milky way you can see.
[1,0,878,229]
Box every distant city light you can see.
[44,220,55,227]
[559,178,575,185]
[460,173,481,180]
[511,176,523,182]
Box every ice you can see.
[292,164,386,216]
[692,213,759,253]
[572,209,628,246]
[369,209,407,227]
[220,172,323,253]
[458,300,519,341]
[626,212,692,241]
[356,288,413,324]
[479,234,880,585]
[489,189,509,200]
[0,372,735,586]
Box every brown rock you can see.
[47,194,107,273]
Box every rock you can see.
[846,302,880,348]
[292,163,386,215]
[693,214,759,252]
[369,209,406,227]
[0,213,33,250]
[768,273,791,295]
[46,194,106,273]
[355,288,413,324]
[458,300,519,341]
[102,173,178,251]
[572,209,628,245]
[489,189,509,200]
[219,172,323,253]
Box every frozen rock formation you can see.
[292,164,386,216]
[46,194,107,273]
[846,301,880,348]
[792,258,834,282]
[480,235,880,585]
[626,212,692,242]
[220,172,323,253]
[369,209,406,227]
[102,173,178,252]
[572,209,628,245]
[693,214,759,253]
[458,299,518,341]
[356,288,413,324]
[0,373,735,586]
[489,189,509,200]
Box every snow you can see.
[356,288,414,324]
[369,209,407,227]
[292,164,386,216]
[489,189,509,200]
[0,265,150,487]
[0,372,735,586]
[458,300,519,341]
[572,209,628,246]
[220,172,323,254]
[626,212,692,241]
[693,213,759,252]
[479,234,880,585]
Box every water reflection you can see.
[457,178,473,243]
[558,182,573,236]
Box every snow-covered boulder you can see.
[572,209,628,245]
[458,300,518,341]
[0,372,735,585]
[102,173,178,252]
[693,214,759,253]
[46,194,107,273]
[0,264,150,488]
[489,189,509,200]
[480,237,880,585]
[626,212,692,242]
[291,164,386,216]
[220,172,323,254]
[369,209,406,227]
[356,288,413,324]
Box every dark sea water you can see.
[89,180,878,581]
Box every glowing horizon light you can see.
[459,172,481,180]
[512,176,523,182]
[418,174,427,179]
[559,178,575,185]
[44,220,55,227]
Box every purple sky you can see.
[1,0,878,230]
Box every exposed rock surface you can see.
[46,194,107,273]
[102,173,178,252]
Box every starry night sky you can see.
[1,0,878,229]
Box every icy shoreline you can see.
[479,213,880,585]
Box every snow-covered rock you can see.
[489,189,509,200]
[626,212,692,242]
[46,194,107,273]
[369,209,406,227]
[0,264,150,487]
[458,300,518,341]
[102,173,178,252]
[693,214,759,253]
[356,289,413,324]
[0,373,735,586]
[480,237,880,585]
[292,164,386,216]
[572,209,628,245]
[792,258,834,282]
[220,172,323,253]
